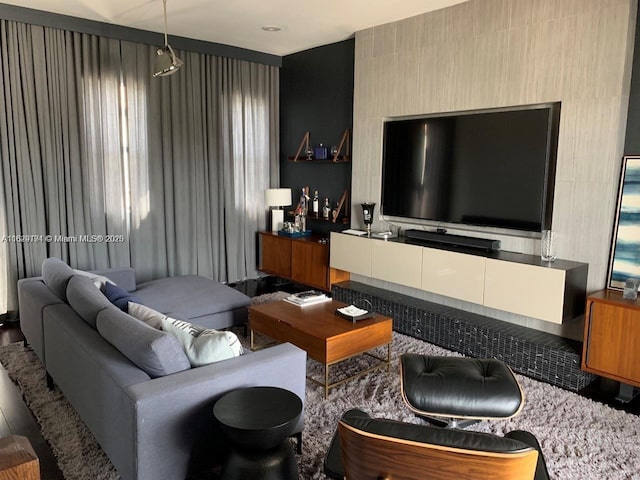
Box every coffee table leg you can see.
[325,364,329,399]
[250,329,254,350]
[387,343,391,372]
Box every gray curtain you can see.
[0,20,279,313]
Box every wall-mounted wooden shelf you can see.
[288,129,351,163]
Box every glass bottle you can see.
[298,187,309,231]
[299,187,308,216]
[332,202,340,221]
[322,198,331,220]
[312,191,319,217]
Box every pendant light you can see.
[153,0,183,77]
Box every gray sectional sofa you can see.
[17,258,307,480]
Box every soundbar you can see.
[404,229,501,251]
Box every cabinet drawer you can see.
[421,248,485,304]
[584,301,640,385]
[330,232,372,277]
[291,241,329,290]
[371,241,422,289]
[484,259,565,323]
[260,234,291,277]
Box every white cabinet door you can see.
[484,258,566,323]
[371,241,423,289]
[329,232,372,277]
[421,248,486,304]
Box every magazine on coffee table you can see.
[283,290,330,307]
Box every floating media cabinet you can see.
[329,232,588,324]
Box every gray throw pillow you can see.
[97,308,190,378]
[161,317,242,367]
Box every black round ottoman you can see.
[213,386,303,480]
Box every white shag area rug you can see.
[1,292,639,479]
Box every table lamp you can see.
[265,188,292,232]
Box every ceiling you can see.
[2,0,469,56]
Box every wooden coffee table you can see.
[249,299,393,398]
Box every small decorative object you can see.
[608,156,640,290]
[265,188,292,232]
[623,278,640,300]
[330,145,339,158]
[314,144,328,160]
[361,202,376,236]
[332,202,339,220]
[335,304,375,323]
[541,229,556,262]
[306,147,313,161]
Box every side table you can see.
[213,386,303,480]
[0,435,40,480]
[582,289,640,402]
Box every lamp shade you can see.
[265,188,292,207]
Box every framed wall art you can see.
[607,155,640,290]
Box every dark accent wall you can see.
[0,3,280,67]
[280,39,355,236]
[625,7,640,154]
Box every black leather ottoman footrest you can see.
[401,354,523,421]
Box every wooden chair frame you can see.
[338,421,538,480]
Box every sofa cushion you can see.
[161,317,242,367]
[104,282,142,313]
[42,257,75,301]
[96,308,191,378]
[134,275,250,320]
[66,275,115,328]
[73,268,114,290]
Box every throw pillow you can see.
[73,268,114,290]
[161,317,242,367]
[104,282,142,313]
[128,302,165,330]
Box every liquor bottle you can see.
[322,198,331,220]
[299,187,308,216]
[298,187,309,231]
[312,191,319,217]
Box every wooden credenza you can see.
[258,232,349,291]
[582,289,640,396]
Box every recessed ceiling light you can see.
[261,25,282,32]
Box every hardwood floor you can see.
[1,277,637,480]
[0,321,64,480]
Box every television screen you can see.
[381,104,560,233]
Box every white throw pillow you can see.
[73,269,114,290]
[128,302,165,330]
[160,317,242,367]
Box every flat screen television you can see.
[381,103,560,233]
